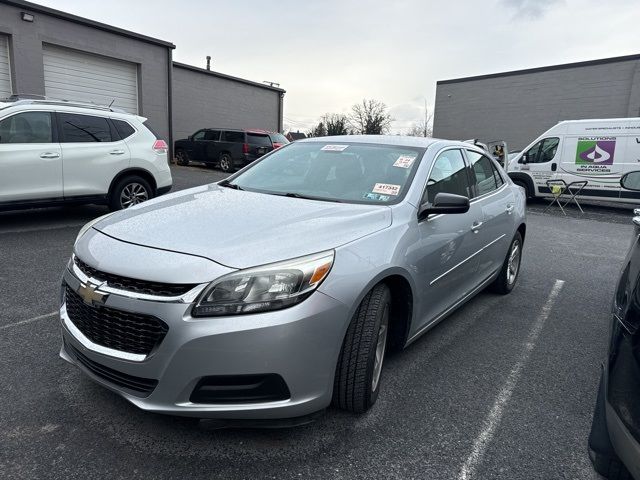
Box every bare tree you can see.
[348,99,393,135]
[307,122,327,138]
[405,104,433,137]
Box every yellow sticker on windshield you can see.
[372,183,401,196]
[321,144,349,152]
[393,155,416,168]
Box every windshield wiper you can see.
[219,180,243,190]
[281,192,343,203]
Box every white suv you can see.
[0,97,172,211]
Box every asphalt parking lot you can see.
[0,165,634,480]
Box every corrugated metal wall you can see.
[0,34,11,97]
[172,64,282,141]
[433,57,640,150]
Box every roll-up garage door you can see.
[0,35,12,98]
[43,44,138,113]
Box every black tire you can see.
[333,283,391,413]
[490,231,523,294]
[108,175,153,211]
[218,153,235,173]
[175,149,190,166]
[513,180,530,199]
[588,371,632,479]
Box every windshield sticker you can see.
[393,155,416,169]
[321,144,349,152]
[372,183,401,196]
[363,193,391,202]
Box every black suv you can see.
[174,128,288,172]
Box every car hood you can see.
[93,184,392,269]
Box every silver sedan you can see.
[59,135,526,419]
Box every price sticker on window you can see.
[321,144,349,152]
[393,155,416,168]
[372,183,401,196]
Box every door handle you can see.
[109,149,126,155]
[471,221,483,232]
[506,204,514,214]
[40,152,60,159]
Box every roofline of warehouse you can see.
[0,0,176,48]
[172,62,286,94]
[437,53,640,85]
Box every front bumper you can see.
[59,266,350,419]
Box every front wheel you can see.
[109,176,153,211]
[333,283,391,413]
[175,149,190,166]
[490,231,523,294]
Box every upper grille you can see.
[65,285,168,356]
[74,256,197,297]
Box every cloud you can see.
[500,0,565,18]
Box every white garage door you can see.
[43,44,138,114]
[0,35,12,98]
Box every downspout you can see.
[167,47,174,162]
[278,91,285,133]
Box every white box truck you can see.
[508,118,640,204]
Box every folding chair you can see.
[543,179,588,215]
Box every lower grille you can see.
[66,341,158,397]
[65,286,168,356]
[190,374,291,404]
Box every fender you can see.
[508,172,535,198]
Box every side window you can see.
[112,119,135,139]
[204,130,220,141]
[59,113,113,143]
[222,131,245,143]
[522,137,559,163]
[467,150,502,196]
[192,130,206,141]
[0,112,53,144]
[424,149,471,204]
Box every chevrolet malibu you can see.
[60,136,526,419]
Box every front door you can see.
[518,137,561,194]
[0,111,62,202]
[189,130,208,162]
[411,148,483,337]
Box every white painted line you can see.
[0,311,57,330]
[0,223,84,235]
[457,279,565,480]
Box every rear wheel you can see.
[490,231,523,294]
[175,149,190,166]
[333,283,391,413]
[218,153,235,173]
[109,176,153,211]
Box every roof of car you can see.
[298,135,445,148]
[0,99,145,121]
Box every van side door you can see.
[519,137,561,195]
[0,111,63,203]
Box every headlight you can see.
[192,250,334,317]
[75,211,117,244]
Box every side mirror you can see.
[519,154,528,164]
[188,135,193,141]
[621,171,640,191]
[418,192,470,221]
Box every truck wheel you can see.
[175,149,190,166]
[109,176,153,211]
[490,231,523,294]
[218,153,235,173]
[333,283,390,413]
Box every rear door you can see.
[246,132,274,158]
[57,112,130,197]
[202,129,221,163]
[0,111,63,202]
[219,130,244,161]
[467,149,515,280]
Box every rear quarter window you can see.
[247,133,272,146]
[113,119,136,139]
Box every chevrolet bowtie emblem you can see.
[77,281,108,306]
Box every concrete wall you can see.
[172,63,283,141]
[0,2,172,142]
[433,56,640,150]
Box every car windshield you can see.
[228,142,425,204]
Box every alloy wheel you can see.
[371,305,389,392]
[120,183,149,209]
[507,240,521,285]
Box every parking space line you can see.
[457,279,565,480]
[0,311,57,330]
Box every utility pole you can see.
[424,99,428,137]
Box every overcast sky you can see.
[36,0,640,133]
